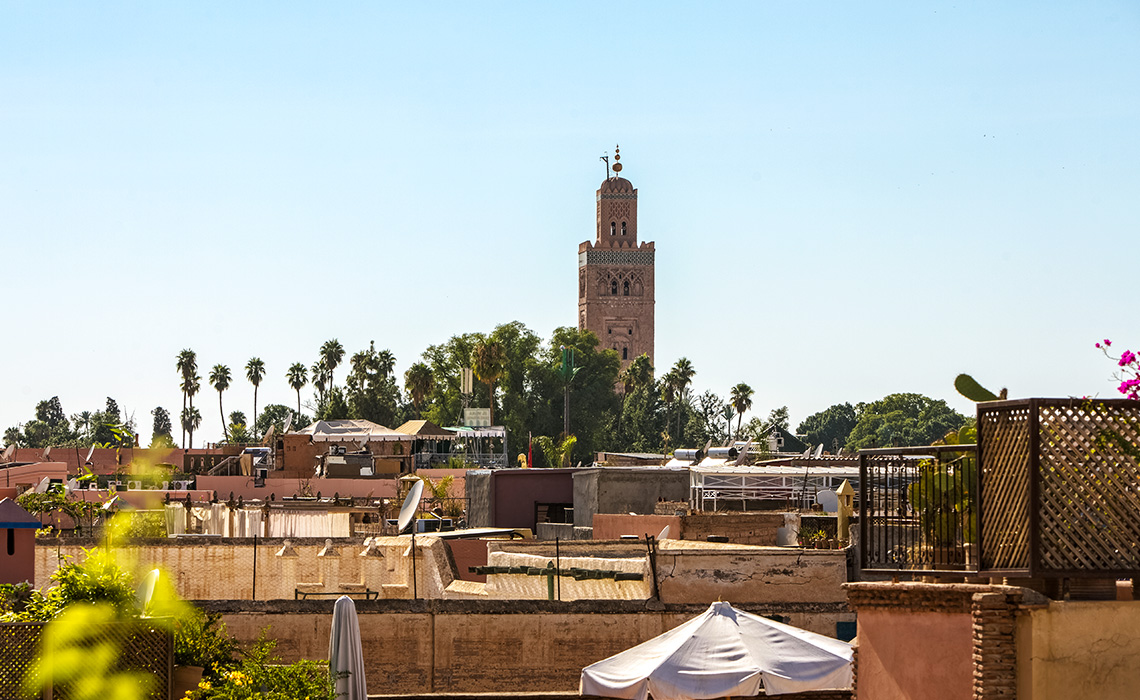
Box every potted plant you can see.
[174,607,237,695]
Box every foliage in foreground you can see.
[186,632,338,700]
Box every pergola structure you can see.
[690,463,860,512]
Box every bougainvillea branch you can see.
[1097,339,1140,400]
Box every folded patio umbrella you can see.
[580,601,852,699]
[329,595,368,700]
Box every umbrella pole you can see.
[411,528,417,600]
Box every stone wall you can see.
[201,599,853,695]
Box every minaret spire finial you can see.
[612,144,622,174]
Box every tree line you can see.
[3,320,969,463]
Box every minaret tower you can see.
[577,146,656,370]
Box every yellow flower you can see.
[197,681,211,690]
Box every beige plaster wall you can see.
[1018,601,1140,700]
[854,609,973,700]
[656,543,848,605]
[35,536,454,601]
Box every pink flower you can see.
[1104,339,1113,347]
[1119,350,1137,367]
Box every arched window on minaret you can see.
[621,222,627,236]
[611,280,618,295]
[610,222,616,236]
[622,347,628,360]
[623,280,630,296]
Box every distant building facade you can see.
[577,150,655,370]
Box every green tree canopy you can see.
[797,403,857,454]
[845,393,968,451]
[256,404,311,438]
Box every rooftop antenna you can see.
[600,150,610,179]
[397,479,425,600]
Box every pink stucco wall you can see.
[856,608,974,700]
[593,513,681,541]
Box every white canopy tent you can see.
[580,601,852,699]
[296,419,409,442]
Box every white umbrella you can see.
[580,601,852,699]
[329,595,368,700]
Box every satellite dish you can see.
[137,569,160,616]
[102,495,120,511]
[34,477,51,493]
[812,443,824,459]
[657,525,671,541]
[733,440,752,466]
[42,446,52,461]
[397,480,424,534]
[85,445,96,463]
[282,411,294,434]
[1,445,14,462]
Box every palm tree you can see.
[286,363,308,415]
[730,382,754,441]
[320,339,345,388]
[245,358,266,429]
[621,354,654,393]
[176,349,197,447]
[470,339,506,426]
[71,411,93,440]
[181,373,201,449]
[376,349,396,378]
[181,406,202,449]
[404,362,434,417]
[209,364,232,442]
[669,358,695,440]
[310,358,328,401]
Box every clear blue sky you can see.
[2,2,1138,444]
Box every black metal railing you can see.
[859,445,978,574]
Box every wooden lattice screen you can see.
[977,398,1140,577]
[0,620,171,700]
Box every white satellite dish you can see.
[85,445,96,463]
[34,477,52,494]
[137,569,160,616]
[282,411,294,434]
[397,480,424,534]
[733,440,752,466]
[657,525,671,541]
[1,444,14,462]
[812,443,824,459]
[42,446,52,461]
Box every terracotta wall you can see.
[196,475,397,501]
[592,514,679,540]
[1,528,35,585]
[204,600,853,696]
[855,609,973,700]
[845,582,1031,700]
